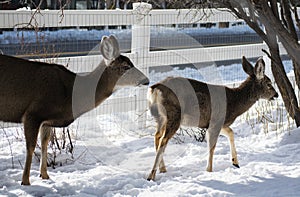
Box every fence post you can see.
[131,2,152,129]
[132,2,152,67]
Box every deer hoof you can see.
[147,170,156,181]
[147,176,155,181]
[147,177,152,181]
[159,167,167,173]
[233,163,240,168]
[21,181,30,186]
[40,173,50,179]
[206,167,212,172]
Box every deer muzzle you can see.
[270,92,279,101]
[139,78,150,86]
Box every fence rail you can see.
[0,9,241,28]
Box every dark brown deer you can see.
[147,56,278,181]
[0,35,149,185]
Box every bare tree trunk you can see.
[265,26,300,126]
[256,0,300,126]
[280,0,300,90]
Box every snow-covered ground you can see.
[1,59,300,196]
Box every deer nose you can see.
[140,78,150,86]
[270,92,279,100]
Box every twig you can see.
[58,0,72,23]
[0,0,11,4]
[177,127,206,143]
[262,49,278,64]
[54,129,61,150]
[14,0,44,29]
[18,159,23,169]
[67,128,73,154]
[135,108,148,121]
[1,126,15,168]
[62,128,66,149]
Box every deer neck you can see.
[227,77,259,119]
[89,62,123,106]
[72,62,123,118]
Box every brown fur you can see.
[147,56,278,181]
[0,35,149,185]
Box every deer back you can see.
[0,54,75,123]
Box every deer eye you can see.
[123,65,131,70]
[267,83,273,89]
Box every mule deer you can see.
[0,35,149,185]
[147,56,278,181]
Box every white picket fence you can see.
[0,3,288,130]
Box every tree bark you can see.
[256,0,300,126]
[280,0,300,92]
[265,27,300,127]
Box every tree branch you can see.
[220,0,269,45]
[281,0,298,40]
[293,5,300,30]
[254,1,300,66]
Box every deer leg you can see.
[148,112,180,181]
[40,125,52,179]
[154,123,167,173]
[205,125,222,172]
[221,127,239,168]
[159,158,167,173]
[148,135,169,181]
[22,116,41,185]
[206,144,216,172]
[148,123,167,181]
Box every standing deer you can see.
[0,35,149,185]
[147,56,278,181]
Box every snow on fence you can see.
[0,3,288,131]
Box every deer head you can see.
[242,56,278,101]
[100,35,149,90]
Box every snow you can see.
[1,58,300,196]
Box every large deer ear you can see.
[100,35,120,61]
[242,56,254,76]
[254,57,265,80]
